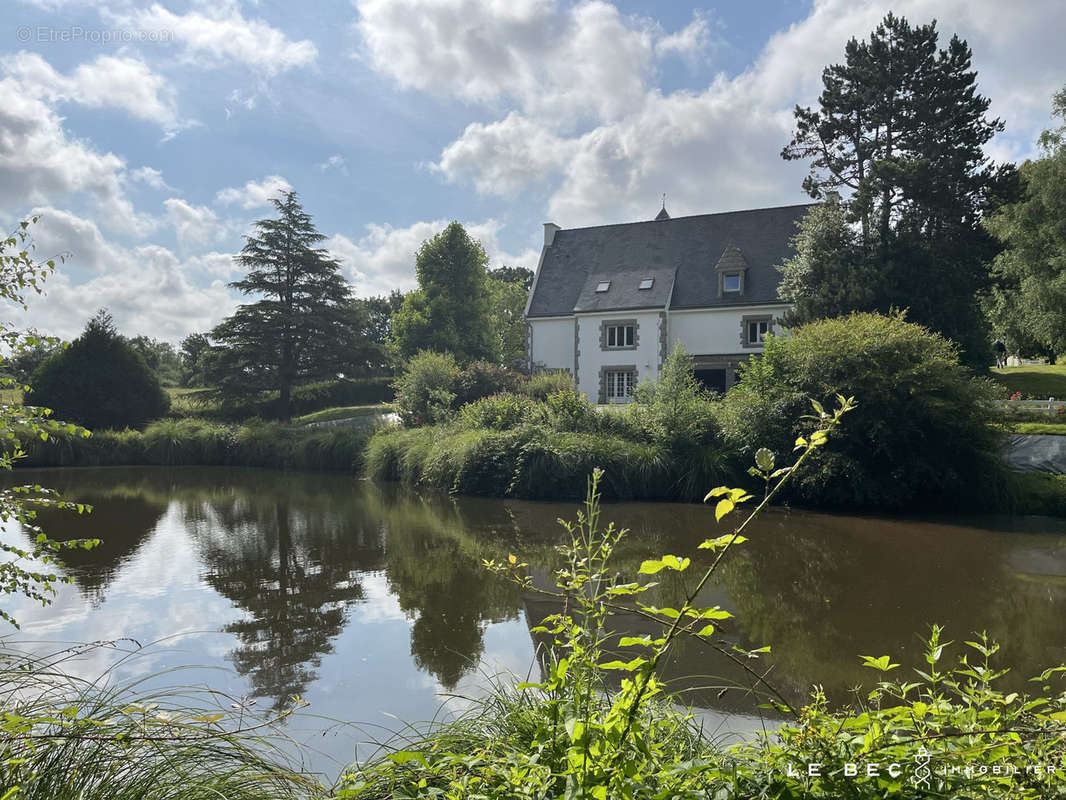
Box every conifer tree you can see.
[781,13,1018,365]
[207,192,362,418]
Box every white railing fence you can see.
[1004,399,1066,415]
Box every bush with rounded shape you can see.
[25,313,169,431]
[520,371,574,400]
[716,312,1007,511]
[393,350,462,426]
[454,361,519,406]
[459,393,540,431]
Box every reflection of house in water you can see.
[518,565,792,720]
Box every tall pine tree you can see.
[207,192,361,418]
[780,13,1018,365]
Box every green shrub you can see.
[459,393,540,431]
[519,370,573,400]
[629,343,727,498]
[364,424,668,500]
[25,311,169,430]
[454,361,519,406]
[16,418,370,473]
[392,350,462,426]
[717,312,1008,511]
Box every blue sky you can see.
[2,0,1061,342]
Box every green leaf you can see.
[860,655,900,672]
[641,605,681,619]
[714,498,734,521]
[698,534,747,550]
[638,555,689,574]
[754,447,774,472]
[387,751,428,766]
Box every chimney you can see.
[543,222,561,247]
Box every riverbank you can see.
[364,420,1066,515]
[16,412,1066,516]
[17,417,370,472]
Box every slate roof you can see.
[526,203,815,317]
[572,266,676,313]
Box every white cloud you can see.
[0,76,156,236]
[129,166,173,191]
[319,154,348,174]
[392,0,1065,227]
[215,175,292,209]
[655,11,714,65]
[116,3,318,76]
[436,112,575,196]
[1,51,186,135]
[355,0,686,123]
[164,197,226,248]
[327,219,538,298]
[20,207,237,342]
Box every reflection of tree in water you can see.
[22,483,167,604]
[184,473,386,709]
[367,490,523,689]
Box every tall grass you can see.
[16,418,371,472]
[364,424,671,500]
[0,643,322,800]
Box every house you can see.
[523,202,815,401]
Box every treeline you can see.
[776,15,1066,367]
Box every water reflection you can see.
[5,467,1066,742]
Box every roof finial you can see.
[654,193,670,221]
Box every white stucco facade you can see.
[530,304,790,401]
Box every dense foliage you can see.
[26,310,170,430]
[16,417,371,473]
[985,86,1066,362]
[781,13,1018,365]
[350,289,405,375]
[487,265,535,368]
[391,222,497,363]
[372,346,729,500]
[207,192,367,419]
[127,334,182,386]
[717,312,1007,510]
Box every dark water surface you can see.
[3,466,1066,779]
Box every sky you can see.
[2,0,1062,343]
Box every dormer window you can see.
[714,244,748,298]
[595,281,611,293]
[638,278,654,290]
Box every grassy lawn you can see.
[1009,421,1066,435]
[992,363,1066,398]
[293,404,389,425]
[165,386,216,414]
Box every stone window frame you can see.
[720,271,744,295]
[741,314,774,349]
[599,318,639,351]
[598,364,637,404]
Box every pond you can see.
[3,466,1066,780]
